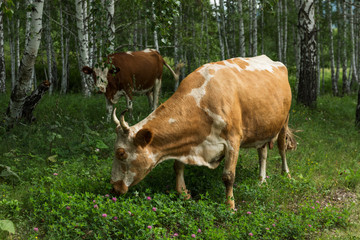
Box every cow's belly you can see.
[179,141,226,169]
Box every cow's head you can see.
[110,109,155,194]
[82,65,120,93]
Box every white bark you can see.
[0,5,5,93]
[238,0,245,57]
[7,18,16,90]
[283,0,287,64]
[152,3,159,52]
[16,2,20,78]
[25,0,35,92]
[349,0,358,85]
[342,0,350,95]
[106,0,115,52]
[6,0,44,127]
[46,2,53,94]
[75,0,91,96]
[60,1,69,94]
[328,0,337,96]
[215,1,224,60]
[277,0,283,61]
[252,0,257,56]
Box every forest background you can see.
[1,0,360,239]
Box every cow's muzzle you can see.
[110,179,128,195]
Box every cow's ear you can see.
[134,128,153,148]
[82,66,93,74]
[109,67,120,75]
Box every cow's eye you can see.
[116,148,128,160]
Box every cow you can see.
[82,49,182,120]
[110,55,297,209]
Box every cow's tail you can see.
[285,124,297,151]
[164,61,185,90]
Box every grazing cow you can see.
[82,49,182,119]
[110,55,297,209]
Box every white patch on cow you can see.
[111,90,126,104]
[243,55,284,73]
[143,48,155,53]
[126,51,134,56]
[111,157,136,187]
[168,118,176,124]
[94,67,109,92]
[224,60,243,73]
[188,63,228,107]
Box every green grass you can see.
[0,84,359,239]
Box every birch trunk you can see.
[328,0,337,96]
[277,0,282,61]
[5,0,44,128]
[60,1,69,94]
[296,0,318,107]
[152,3,159,52]
[215,1,225,60]
[0,5,5,93]
[106,0,115,52]
[238,0,245,57]
[249,0,253,56]
[220,0,229,59]
[7,18,16,91]
[252,0,257,56]
[316,0,321,95]
[16,2,20,79]
[261,0,264,54]
[75,0,91,96]
[45,2,53,94]
[283,0,287,64]
[335,1,341,89]
[349,0,358,87]
[342,0,350,95]
[25,0,35,92]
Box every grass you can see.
[0,79,359,239]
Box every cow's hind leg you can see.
[174,160,191,199]
[152,78,162,110]
[125,95,134,119]
[106,98,113,122]
[278,125,291,179]
[146,91,154,109]
[257,144,268,184]
[222,142,240,209]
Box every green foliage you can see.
[0,87,359,239]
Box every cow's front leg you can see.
[222,144,240,209]
[174,160,191,199]
[257,145,268,183]
[146,91,154,109]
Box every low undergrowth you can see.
[0,91,359,239]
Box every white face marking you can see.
[94,67,109,92]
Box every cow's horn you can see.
[112,108,120,126]
[119,109,130,133]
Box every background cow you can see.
[110,55,296,209]
[82,49,182,120]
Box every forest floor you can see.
[0,90,359,239]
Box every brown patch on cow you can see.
[111,180,128,194]
[232,58,250,69]
[208,69,215,75]
[222,171,235,186]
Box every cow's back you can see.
[109,50,164,91]
[167,55,291,148]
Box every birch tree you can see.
[252,0,257,56]
[328,0,337,96]
[349,0,358,86]
[106,0,115,52]
[75,0,91,96]
[60,1,69,94]
[0,4,5,94]
[5,0,44,128]
[282,0,287,64]
[238,0,245,57]
[342,0,350,95]
[277,0,283,61]
[296,0,318,107]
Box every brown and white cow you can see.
[82,49,181,119]
[110,55,296,209]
